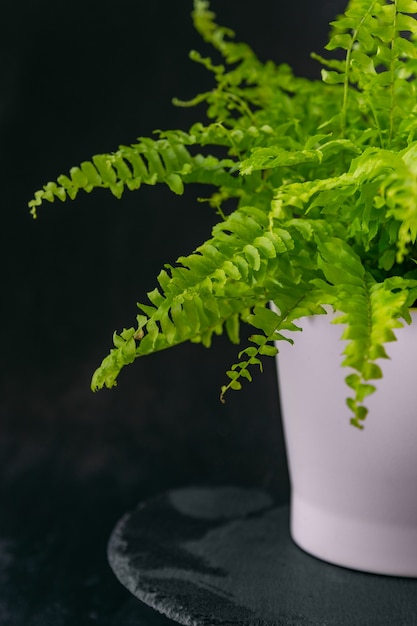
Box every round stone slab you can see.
[108,486,417,625]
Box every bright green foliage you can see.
[30,0,417,427]
[314,0,417,144]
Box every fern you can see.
[313,237,417,427]
[29,132,241,216]
[29,0,417,427]
[315,0,417,145]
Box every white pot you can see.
[276,309,417,577]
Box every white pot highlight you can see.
[276,310,417,577]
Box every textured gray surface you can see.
[108,487,417,626]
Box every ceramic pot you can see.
[276,309,417,577]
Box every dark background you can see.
[0,2,346,624]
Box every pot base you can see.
[291,493,417,578]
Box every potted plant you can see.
[29,0,417,576]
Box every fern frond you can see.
[317,0,417,145]
[220,292,328,400]
[313,237,417,427]
[381,142,417,262]
[90,202,325,391]
[265,143,417,269]
[28,132,242,217]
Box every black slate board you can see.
[107,486,417,626]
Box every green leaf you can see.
[397,0,417,12]
[317,239,365,287]
[69,167,89,188]
[225,314,240,344]
[249,306,280,335]
[253,235,277,258]
[396,13,417,34]
[80,161,102,186]
[326,33,353,51]
[321,69,345,85]
[92,155,117,185]
[258,344,278,357]
[165,173,184,194]
[243,244,261,270]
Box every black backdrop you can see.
[0,2,346,623]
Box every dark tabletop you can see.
[0,1,383,624]
[108,487,417,626]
